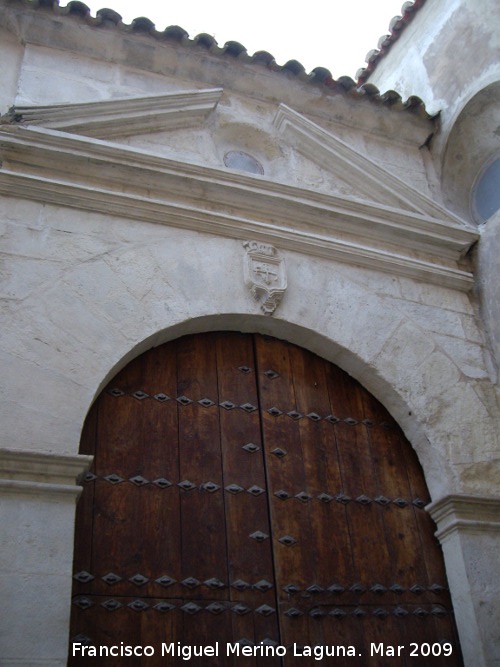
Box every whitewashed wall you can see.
[0,2,499,665]
[1,198,497,496]
[366,0,500,390]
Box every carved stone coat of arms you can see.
[243,241,287,315]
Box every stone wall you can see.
[1,197,497,494]
[0,1,499,665]
[366,0,500,155]
[366,0,500,393]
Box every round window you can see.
[223,151,264,175]
[471,156,500,223]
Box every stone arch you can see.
[38,228,487,501]
[70,330,464,662]
[438,78,500,376]
[84,308,459,502]
[7,225,488,498]
[441,78,500,221]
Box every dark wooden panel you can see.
[362,391,431,605]
[91,343,181,599]
[255,336,324,654]
[215,334,278,637]
[70,332,463,667]
[72,401,97,597]
[176,335,228,599]
[324,362,392,604]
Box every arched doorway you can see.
[70,332,462,665]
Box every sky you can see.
[79,0,408,80]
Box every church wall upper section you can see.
[1,40,436,204]
[363,0,500,378]
[0,0,449,225]
[0,0,478,292]
[0,0,495,492]
[0,25,24,115]
[365,0,500,168]
[0,0,435,148]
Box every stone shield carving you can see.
[243,241,287,315]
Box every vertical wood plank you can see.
[70,332,463,667]
[215,333,280,662]
[71,400,98,598]
[176,334,227,597]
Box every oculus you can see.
[223,150,264,175]
[471,156,500,223]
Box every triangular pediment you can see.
[4,88,223,139]
[0,91,476,292]
[273,105,463,224]
[4,92,465,225]
[0,117,477,291]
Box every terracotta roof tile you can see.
[7,0,431,119]
[65,0,91,16]
[357,0,426,83]
[130,16,155,33]
[96,8,121,25]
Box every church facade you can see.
[0,0,498,665]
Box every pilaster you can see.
[0,448,92,666]
[427,494,500,667]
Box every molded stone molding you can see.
[273,104,465,224]
[0,0,435,145]
[0,448,92,666]
[427,493,500,542]
[427,494,500,667]
[1,89,223,138]
[243,241,287,314]
[0,125,477,290]
[0,448,93,499]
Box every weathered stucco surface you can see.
[367,0,500,145]
[366,0,500,388]
[0,1,499,665]
[475,211,500,378]
[1,197,497,496]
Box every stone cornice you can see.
[427,494,500,543]
[274,104,462,224]
[0,0,434,143]
[0,479,84,501]
[4,89,223,138]
[0,448,93,486]
[0,125,477,290]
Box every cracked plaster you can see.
[0,5,499,664]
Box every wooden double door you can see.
[70,332,462,665]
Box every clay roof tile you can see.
[64,0,91,16]
[130,16,155,33]
[96,7,122,25]
[357,0,426,83]
[8,0,431,119]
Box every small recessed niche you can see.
[223,150,264,175]
[471,156,500,224]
